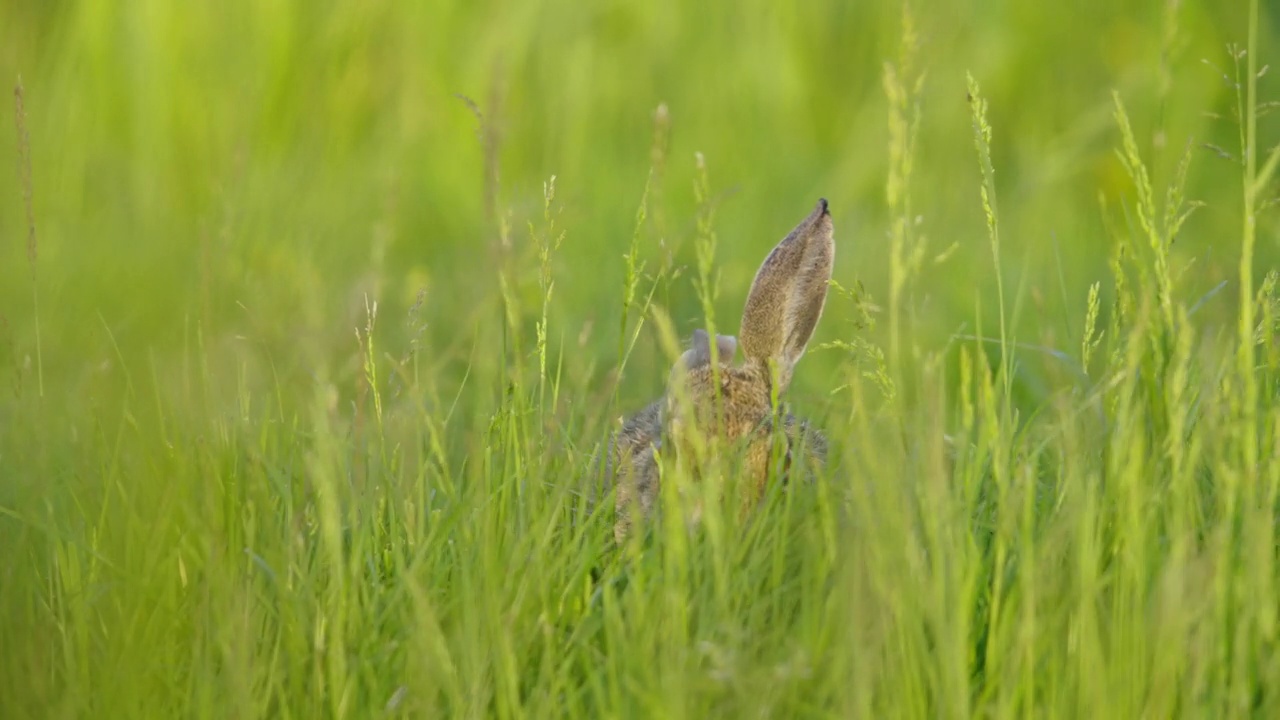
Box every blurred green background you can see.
[0,0,1273,447]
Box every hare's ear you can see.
[738,199,834,387]
[687,329,738,366]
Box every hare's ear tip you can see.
[715,334,738,360]
[817,198,829,215]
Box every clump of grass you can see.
[966,73,1012,411]
[884,1,926,368]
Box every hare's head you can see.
[663,199,834,487]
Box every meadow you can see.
[3,0,1280,717]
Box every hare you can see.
[600,198,835,543]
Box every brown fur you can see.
[599,199,835,543]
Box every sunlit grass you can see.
[3,0,1280,717]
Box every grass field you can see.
[3,0,1280,717]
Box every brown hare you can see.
[601,199,834,543]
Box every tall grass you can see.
[2,0,1280,717]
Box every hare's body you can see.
[603,199,836,543]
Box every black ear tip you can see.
[818,198,829,215]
